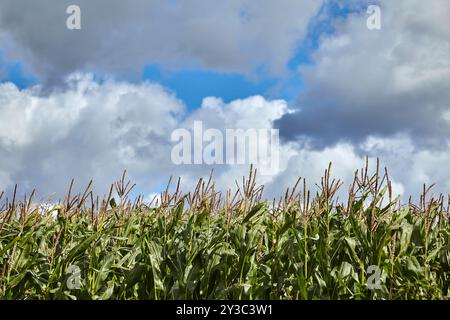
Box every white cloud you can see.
[0,74,293,199]
[0,74,184,196]
[1,74,450,202]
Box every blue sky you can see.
[0,52,37,88]
[142,66,282,109]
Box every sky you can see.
[0,0,449,202]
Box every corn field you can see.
[0,162,449,300]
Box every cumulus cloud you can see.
[0,74,292,199]
[0,74,184,197]
[277,0,450,148]
[0,0,323,84]
[1,74,449,202]
[167,95,295,192]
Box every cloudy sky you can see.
[0,0,449,201]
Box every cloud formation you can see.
[0,74,291,198]
[277,0,450,148]
[0,74,183,197]
[0,0,323,84]
[1,74,450,202]
[0,1,450,203]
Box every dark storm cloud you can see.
[0,0,322,85]
[276,0,450,149]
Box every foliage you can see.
[0,162,449,300]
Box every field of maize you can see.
[0,162,449,300]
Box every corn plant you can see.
[0,163,449,300]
